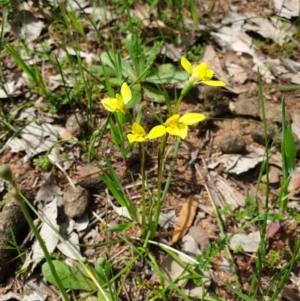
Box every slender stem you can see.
[140,143,146,236]
[151,134,168,238]
[173,82,193,114]
[161,138,180,202]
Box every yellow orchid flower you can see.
[145,125,166,140]
[181,57,226,87]
[101,83,132,114]
[127,124,166,144]
[163,113,206,139]
[127,123,147,143]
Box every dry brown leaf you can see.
[172,196,198,244]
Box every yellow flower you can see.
[101,83,132,114]
[163,113,206,139]
[127,123,147,143]
[181,57,226,87]
[145,125,166,140]
[127,124,167,144]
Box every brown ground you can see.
[1,0,300,300]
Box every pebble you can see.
[251,122,278,144]
[219,134,245,153]
[65,113,86,137]
[188,226,210,250]
[63,186,89,218]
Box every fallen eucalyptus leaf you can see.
[172,197,198,244]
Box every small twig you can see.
[55,162,75,188]
[185,130,210,170]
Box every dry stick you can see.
[194,161,239,285]
[185,130,210,170]
[55,162,75,188]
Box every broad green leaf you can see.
[146,64,188,84]
[283,124,296,172]
[42,260,96,291]
[94,258,112,286]
[143,85,166,103]
[88,65,117,77]
[100,51,136,81]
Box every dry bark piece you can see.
[172,196,198,244]
[63,186,89,218]
[0,193,27,283]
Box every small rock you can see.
[219,135,245,153]
[230,94,290,123]
[229,231,260,252]
[229,95,260,118]
[63,186,89,218]
[188,226,210,250]
[251,122,279,144]
[262,166,281,184]
[200,86,230,117]
[76,163,102,189]
[65,113,86,137]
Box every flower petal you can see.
[132,123,146,136]
[178,123,188,139]
[181,57,192,75]
[146,125,166,140]
[166,123,188,139]
[116,94,127,113]
[164,114,180,127]
[127,133,145,144]
[101,97,118,112]
[202,80,226,87]
[121,82,132,104]
[193,62,209,81]
[203,69,214,81]
[179,113,206,125]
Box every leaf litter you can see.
[1,0,300,300]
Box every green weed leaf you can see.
[283,124,296,172]
[100,158,138,220]
[94,258,112,286]
[146,64,188,84]
[42,260,96,291]
[143,85,166,103]
[107,222,136,232]
[125,33,145,78]
[100,51,136,81]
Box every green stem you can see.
[151,134,168,238]
[173,82,193,114]
[161,138,180,202]
[140,143,146,237]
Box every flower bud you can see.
[0,164,13,183]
